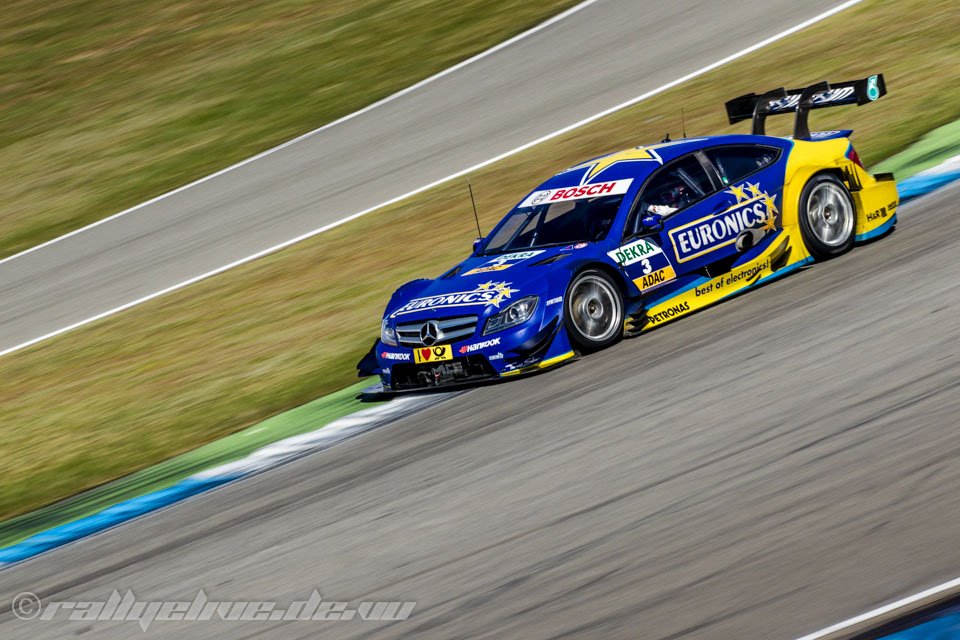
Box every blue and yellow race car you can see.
[359,75,898,391]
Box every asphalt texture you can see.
[1,185,957,638]
[0,0,844,352]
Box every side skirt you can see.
[638,231,812,331]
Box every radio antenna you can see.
[467,178,482,239]
[681,106,687,138]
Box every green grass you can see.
[0,380,374,548]
[874,119,960,178]
[0,0,578,258]
[1,0,958,521]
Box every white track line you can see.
[0,0,864,358]
[0,0,602,269]
[795,576,960,640]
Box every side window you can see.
[704,145,779,185]
[484,210,529,252]
[629,155,714,235]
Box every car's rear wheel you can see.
[798,173,856,260]
[564,269,623,351]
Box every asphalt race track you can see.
[0,0,845,353]
[1,185,957,638]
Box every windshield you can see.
[482,194,623,254]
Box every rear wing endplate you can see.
[725,74,886,139]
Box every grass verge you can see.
[0,0,577,257]
[874,119,960,179]
[2,0,958,520]
[0,380,374,548]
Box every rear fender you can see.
[784,138,898,243]
[783,138,850,228]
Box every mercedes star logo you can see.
[420,320,442,346]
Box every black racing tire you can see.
[797,173,856,260]
[564,269,624,352]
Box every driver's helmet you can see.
[659,181,691,209]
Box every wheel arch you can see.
[782,138,852,228]
[563,262,627,351]
[783,167,854,228]
[568,260,633,299]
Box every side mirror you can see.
[640,213,663,232]
[472,238,483,254]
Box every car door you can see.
[614,153,721,292]
[614,146,788,293]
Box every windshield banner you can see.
[518,179,632,208]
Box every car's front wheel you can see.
[564,269,624,352]
[798,173,856,260]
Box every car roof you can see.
[535,134,782,191]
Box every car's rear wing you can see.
[725,74,886,140]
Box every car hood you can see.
[385,246,577,321]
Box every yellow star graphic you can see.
[746,182,763,199]
[762,195,779,216]
[493,283,519,300]
[760,212,777,232]
[567,143,672,183]
[727,184,748,203]
[476,281,494,290]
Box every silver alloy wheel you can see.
[569,274,622,342]
[805,182,854,247]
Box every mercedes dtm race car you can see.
[358,75,898,391]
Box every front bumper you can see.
[364,319,576,391]
[390,354,500,390]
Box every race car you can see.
[358,75,898,391]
